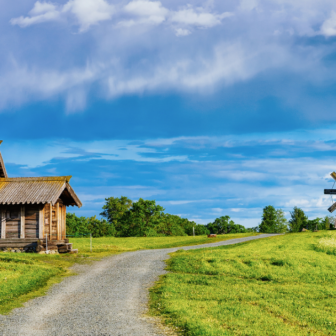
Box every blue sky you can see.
[2,0,336,226]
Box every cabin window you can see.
[7,210,19,219]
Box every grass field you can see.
[150,232,336,336]
[70,232,259,253]
[0,232,257,314]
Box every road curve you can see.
[0,234,280,336]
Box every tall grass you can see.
[151,232,336,336]
[316,232,336,255]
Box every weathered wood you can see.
[20,206,25,238]
[63,205,66,240]
[56,202,60,240]
[0,238,42,242]
[49,203,52,240]
[1,209,5,239]
[328,202,336,213]
[39,206,44,239]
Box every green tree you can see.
[207,216,242,234]
[121,198,165,237]
[288,207,308,232]
[194,224,210,235]
[322,216,334,230]
[259,206,277,233]
[100,196,132,234]
[274,209,288,233]
[66,213,90,236]
[66,213,116,237]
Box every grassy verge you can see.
[150,232,336,336]
[0,232,257,314]
[70,232,259,253]
[0,252,86,314]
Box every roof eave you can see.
[51,182,82,208]
[0,152,8,178]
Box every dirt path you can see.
[0,234,280,336]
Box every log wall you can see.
[0,202,67,240]
[43,201,66,240]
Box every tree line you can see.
[255,205,333,233]
[66,197,333,237]
[66,196,251,237]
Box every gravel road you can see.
[0,234,280,336]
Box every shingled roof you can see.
[0,176,82,207]
[0,141,7,178]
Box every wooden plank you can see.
[20,206,25,238]
[62,205,66,240]
[325,189,336,195]
[39,206,44,239]
[1,210,5,239]
[56,202,60,240]
[328,202,336,213]
[49,203,52,240]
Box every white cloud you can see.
[11,0,114,31]
[6,0,336,110]
[171,7,232,28]
[63,0,114,32]
[124,0,168,25]
[10,1,60,27]
[30,1,57,15]
[231,208,242,212]
[320,11,336,36]
[175,28,191,36]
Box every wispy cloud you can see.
[2,131,335,225]
[11,0,114,32]
[5,0,336,111]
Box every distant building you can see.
[0,141,82,252]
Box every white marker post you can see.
[193,226,195,237]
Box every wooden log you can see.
[56,202,60,240]
[62,205,66,240]
[329,202,336,213]
[39,206,44,239]
[20,206,25,238]
[1,210,5,239]
[49,203,52,240]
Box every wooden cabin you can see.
[0,141,82,252]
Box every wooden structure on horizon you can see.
[0,141,82,251]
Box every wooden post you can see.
[62,205,66,240]
[49,203,52,240]
[39,206,44,239]
[1,209,5,239]
[56,202,60,240]
[20,206,25,239]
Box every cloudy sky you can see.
[1,0,336,226]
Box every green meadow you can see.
[0,233,256,314]
[70,232,259,253]
[151,232,336,336]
